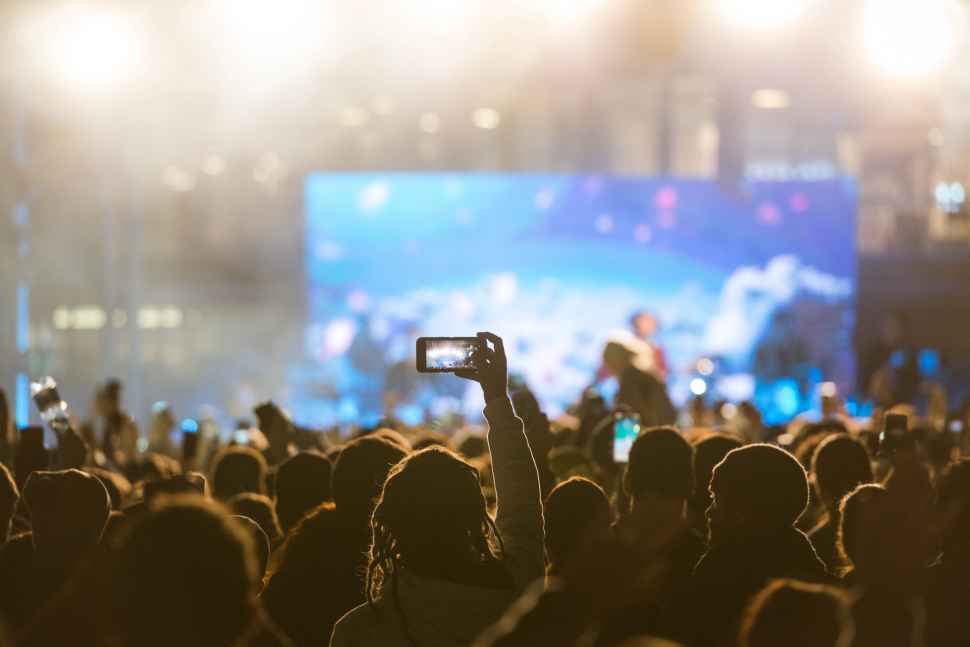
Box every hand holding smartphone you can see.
[613,413,641,463]
[30,377,68,424]
[416,337,484,373]
[878,412,913,457]
[181,419,200,465]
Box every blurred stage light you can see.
[541,0,605,25]
[162,166,196,193]
[203,154,226,176]
[215,0,331,71]
[697,357,715,376]
[373,96,396,117]
[338,106,369,128]
[419,112,442,134]
[751,89,790,109]
[716,0,809,29]
[690,378,708,396]
[32,6,143,90]
[384,0,478,42]
[936,181,966,213]
[472,108,501,130]
[864,0,957,78]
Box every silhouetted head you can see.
[811,434,873,511]
[24,469,110,565]
[692,433,743,511]
[624,427,693,506]
[274,451,332,534]
[366,447,500,602]
[331,436,406,524]
[372,428,411,451]
[228,492,282,546]
[709,444,808,541]
[0,463,19,543]
[740,579,853,647]
[126,452,181,484]
[112,496,258,647]
[411,431,450,452]
[837,483,888,573]
[261,502,343,646]
[84,467,133,510]
[211,446,268,501]
[269,502,338,578]
[143,473,207,506]
[544,477,612,575]
[455,431,488,460]
[934,458,970,559]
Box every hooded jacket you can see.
[330,397,544,647]
[681,526,828,647]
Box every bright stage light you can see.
[472,108,501,130]
[403,0,475,30]
[864,0,957,78]
[541,0,606,25]
[751,89,790,109]
[716,0,809,29]
[31,6,143,90]
[215,0,332,71]
[690,378,708,396]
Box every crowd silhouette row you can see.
[0,331,967,647]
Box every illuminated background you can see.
[3,0,970,431]
[301,173,856,425]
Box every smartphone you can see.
[613,414,641,463]
[181,419,199,463]
[878,412,912,456]
[30,377,68,423]
[416,337,483,373]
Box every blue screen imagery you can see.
[301,173,857,426]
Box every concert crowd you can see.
[0,330,967,647]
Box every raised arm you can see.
[458,332,544,591]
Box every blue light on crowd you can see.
[337,397,359,424]
[395,405,424,427]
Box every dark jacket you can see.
[682,527,827,647]
[925,557,970,647]
[597,526,706,645]
[262,517,370,646]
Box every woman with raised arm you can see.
[330,332,544,647]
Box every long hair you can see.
[364,447,505,640]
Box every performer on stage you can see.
[630,310,668,381]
